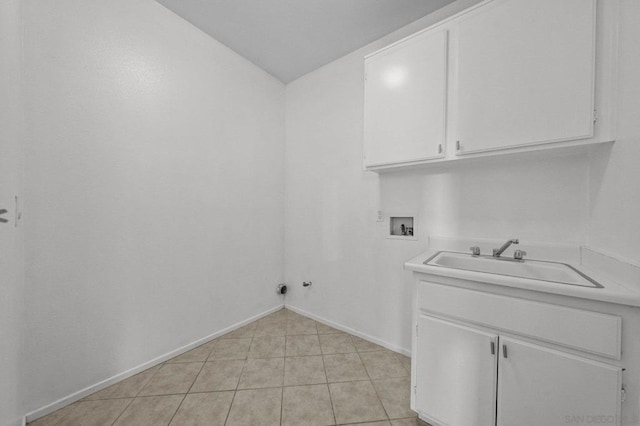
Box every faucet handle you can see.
[469,246,481,256]
[514,250,527,260]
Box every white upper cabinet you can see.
[452,0,597,155]
[364,28,448,168]
[363,0,616,171]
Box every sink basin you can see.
[424,251,603,288]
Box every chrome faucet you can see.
[493,239,519,257]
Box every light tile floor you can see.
[29,308,432,426]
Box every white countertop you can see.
[405,248,640,307]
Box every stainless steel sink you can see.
[424,251,603,288]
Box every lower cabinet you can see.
[415,314,622,426]
[497,337,621,426]
[416,315,497,426]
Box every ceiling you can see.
[155,0,455,83]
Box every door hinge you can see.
[621,386,626,403]
[415,323,419,335]
[593,109,598,124]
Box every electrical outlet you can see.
[376,210,384,222]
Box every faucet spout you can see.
[493,239,519,257]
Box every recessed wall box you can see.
[388,214,417,240]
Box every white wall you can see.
[588,0,640,265]
[0,1,25,424]
[16,0,640,417]
[23,0,285,412]
[283,0,598,354]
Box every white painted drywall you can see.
[588,0,640,265]
[283,0,594,353]
[22,0,285,412]
[17,0,640,417]
[0,0,25,424]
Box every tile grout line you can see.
[354,350,391,422]
[321,354,338,426]
[281,331,287,425]
[165,394,187,426]
[360,349,415,421]
[39,401,79,426]
[222,332,253,425]
[98,378,373,397]
[166,346,214,425]
[222,390,237,425]
[394,351,412,376]
[108,398,135,426]
[202,379,372,393]
[137,364,163,396]
[71,396,133,402]
[279,379,285,426]
[107,363,164,426]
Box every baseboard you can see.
[285,304,411,357]
[25,303,284,423]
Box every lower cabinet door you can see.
[497,337,622,426]
[416,314,498,426]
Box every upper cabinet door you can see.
[453,0,597,155]
[497,337,622,426]
[364,28,448,168]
